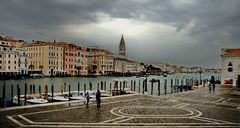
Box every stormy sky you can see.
[1,0,240,68]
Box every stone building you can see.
[126,60,144,74]
[113,55,128,74]
[0,35,27,48]
[56,42,79,76]
[23,41,64,76]
[0,40,27,78]
[221,48,240,87]
[87,47,114,75]
[76,47,88,76]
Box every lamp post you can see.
[144,65,150,92]
[199,67,202,85]
[145,72,151,92]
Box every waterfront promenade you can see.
[1,85,240,127]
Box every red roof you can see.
[225,49,240,56]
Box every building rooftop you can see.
[224,49,240,56]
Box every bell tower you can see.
[119,34,126,56]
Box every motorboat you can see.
[53,96,69,101]
[69,95,85,100]
[27,98,48,104]
[13,95,26,105]
[48,95,69,102]
[99,90,111,97]
[30,74,44,79]
[101,93,111,97]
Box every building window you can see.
[8,60,10,64]
[228,62,233,72]
[8,66,10,69]
[9,54,10,58]
[0,60,1,64]
[0,54,2,58]
[228,67,233,72]
[0,66,1,69]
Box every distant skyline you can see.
[1,0,240,68]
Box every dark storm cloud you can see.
[1,0,240,67]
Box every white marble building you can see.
[221,48,240,87]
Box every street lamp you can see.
[199,67,202,85]
[145,71,150,92]
[164,64,168,77]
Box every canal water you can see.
[0,73,220,99]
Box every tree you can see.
[76,66,81,76]
[28,64,34,75]
[39,65,43,75]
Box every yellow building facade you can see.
[24,41,64,76]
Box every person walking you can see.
[96,89,101,108]
[85,92,90,106]
[207,79,212,92]
[210,76,216,92]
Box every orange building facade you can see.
[88,48,113,75]
[77,47,88,76]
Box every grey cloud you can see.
[0,0,240,67]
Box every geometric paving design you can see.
[2,86,240,127]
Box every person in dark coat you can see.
[85,92,90,105]
[96,89,101,108]
[210,76,216,92]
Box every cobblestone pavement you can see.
[1,85,240,128]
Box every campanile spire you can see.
[119,34,126,56]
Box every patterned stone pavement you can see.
[1,85,240,128]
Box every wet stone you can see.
[1,86,240,127]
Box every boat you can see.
[69,95,85,100]
[13,95,25,105]
[101,93,111,97]
[48,95,69,102]
[123,88,132,94]
[99,90,111,97]
[53,96,69,101]
[30,74,44,79]
[27,98,48,104]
